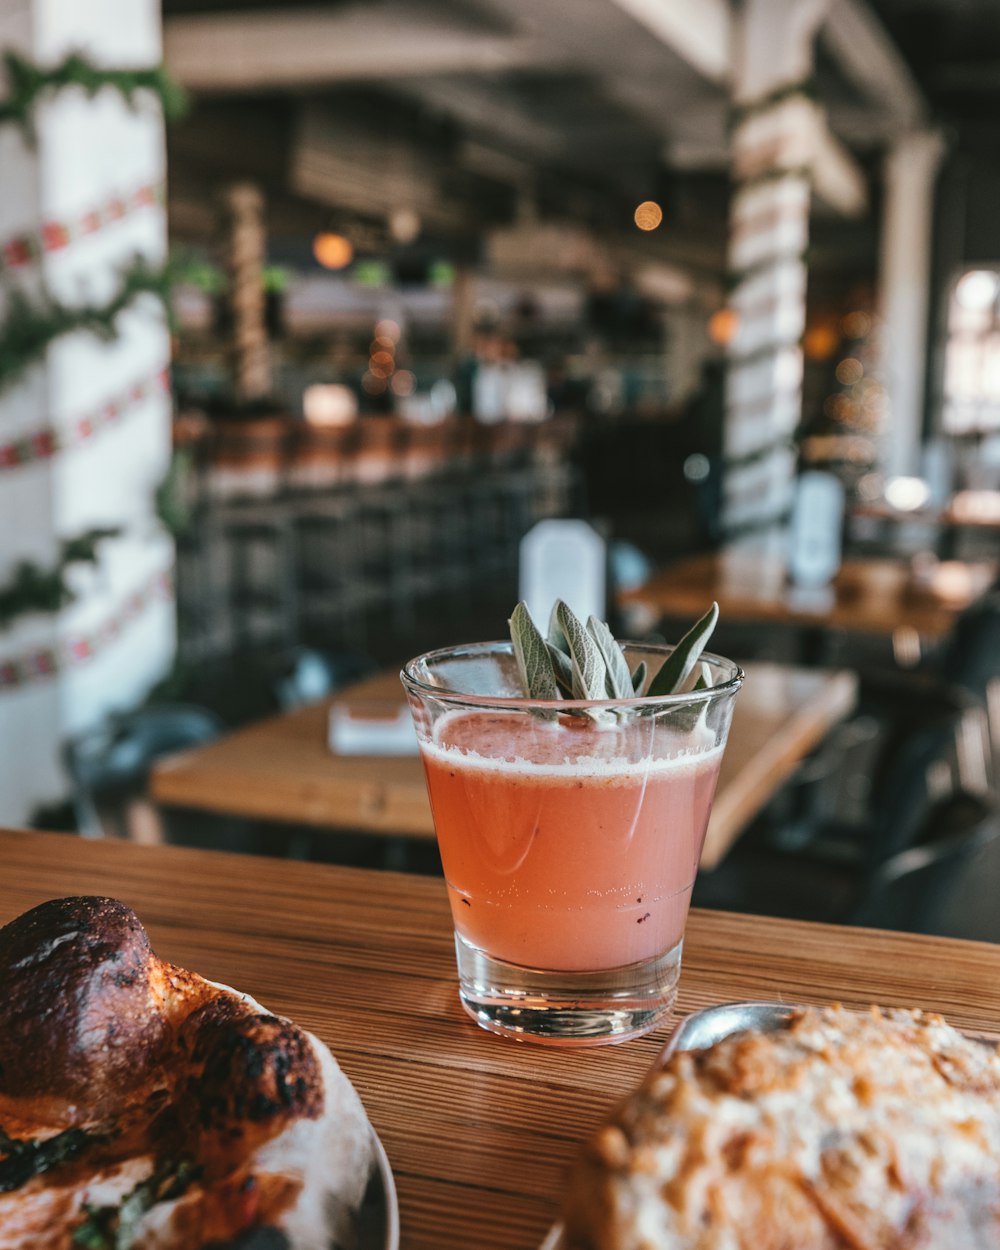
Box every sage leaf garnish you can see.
[506,597,720,718]
[547,602,570,656]
[587,615,634,700]
[545,640,575,695]
[555,600,607,701]
[510,601,559,700]
[646,602,720,697]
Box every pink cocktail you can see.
[402,641,741,1045]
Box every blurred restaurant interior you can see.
[2,0,1000,943]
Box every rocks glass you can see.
[401,641,742,1046]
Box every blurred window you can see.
[943,269,1000,433]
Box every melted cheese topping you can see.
[563,1005,1000,1250]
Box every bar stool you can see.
[220,499,299,654]
[294,492,370,651]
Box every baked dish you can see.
[0,896,374,1249]
[560,1003,1000,1250]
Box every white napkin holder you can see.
[328,704,419,756]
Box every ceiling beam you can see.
[822,0,926,129]
[163,3,559,91]
[604,0,731,84]
[809,111,868,217]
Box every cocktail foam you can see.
[422,710,723,782]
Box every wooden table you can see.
[852,490,1000,533]
[3,829,999,1250]
[151,663,858,870]
[621,549,996,642]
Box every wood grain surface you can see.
[621,550,997,640]
[150,663,857,868]
[2,829,999,1249]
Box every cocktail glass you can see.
[401,640,742,1046]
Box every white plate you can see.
[207,982,398,1250]
[359,1130,400,1250]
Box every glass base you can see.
[454,932,683,1047]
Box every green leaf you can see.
[646,602,719,697]
[72,1160,200,1250]
[545,641,575,695]
[691,662,711,692]
[587,616,634,699]
[555,600,607,700]
[630,661,648,695]
[509,602,559,700]
[546,602,570,655]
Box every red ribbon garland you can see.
[0,569,173,692]
[0,365,170,470]
[0,180,165,273]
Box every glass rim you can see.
[400,639,744,711]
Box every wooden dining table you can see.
[150,662,858,870]
[3,828,1000,1250]
[620,549,996,642]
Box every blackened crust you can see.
[0,896,169,1111]
[176,998,325,1177]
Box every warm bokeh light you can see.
[388,207,421,244]
[707,307,739,346]
[803,323,839,361]
[370,336,396,353]
[302,384,358,426]
[375,318,401,342]
[856,472,883,502]
[633,200,663,231]
[841,310,872,339]
[835,357,864,386]
[951,490,1000,523]
[313,232,353,270]
[361,370,387,395]
[823,394,850,421]
[369,349,395,373]
[885,476,930,511]
[955,270,999,312]
[390,370,416,397]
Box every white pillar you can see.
[722,0,827,548]
[878,129,945,478]
[0,0,175,825]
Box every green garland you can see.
[0,527,119,629]
[720,508,792,542]
[0,50,188,140]
[730,79,815,130]
[726,248,811,292]
[0,256,172,394]
[724,436,798,472]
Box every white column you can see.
[722,0,827,549]
[878,129,945,478]
[0,0,174,825]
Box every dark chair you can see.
[63,704,224,840]
[293,495,372,652]
[695,790,997,934]
[935,591,1000,781]
[849,790,999,932]
[694,681,989,928]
